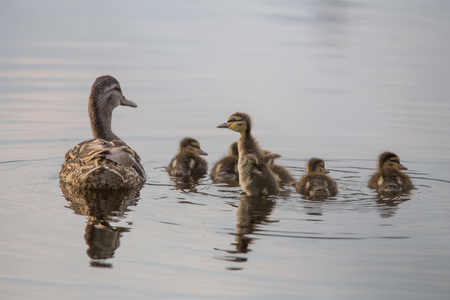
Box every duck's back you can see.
[210,156,238,182]
[168,152,207,177]
[240,162,279,196]
[370,169,413,193]
[60,138,145,189]
[296,173,337,198]
[268,164,295,186]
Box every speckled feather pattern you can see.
[210,155,239,183]
[296,173,338,198]
[368,168,414,193]
[59,138,145,189]
[167,152,208,178]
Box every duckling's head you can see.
[229,142,239,157]
[89,75,137,112]
[217,112,252,135]
[377,152,407,170]
[178,137,208,156]
[306,158,329,175]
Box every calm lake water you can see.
[1,1,450,299]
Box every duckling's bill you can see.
[217,123,228,128]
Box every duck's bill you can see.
[200,150,208,156]
[217,123,228,128]
[121,96,138,108]
[399,163,407,170]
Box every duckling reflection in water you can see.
[235,195,276,254]
[296,158,338,199]
[210,142,239,183]
[368,152,414,195]
[59,75,145,190]
[217,112,279,195]
[167,137,208,178]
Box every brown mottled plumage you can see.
[368,152,414,194]
[210,142,239,183]
[296,158,338,199]
[261,151,295,186]
[59,75,145,189]
[167,137,208,178]
[239,154,279,196]
[218,112,278,196]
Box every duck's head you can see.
[89,75,137,112]
[88,75,138,141]
[229,142,239,157]
[179,137,208,156]
[377,152,407,170]
[217,112,252,135]
[306,158,329,174]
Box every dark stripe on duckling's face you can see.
[306,158,328,174]
[182,141,208,156]
[386,157,407,170]
[226,116,248,133]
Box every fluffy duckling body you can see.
[268,164,296,186]
[240,154,279,196]
[218,112,279,195]
[210,142,239,183]
[59,75,145,189]
[167,138,208,178]
[296,158,338,199]
[368,152,414,194]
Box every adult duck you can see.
[59,75,145,189]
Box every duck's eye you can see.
[229,118,236,122]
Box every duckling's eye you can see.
[229,118,236,122]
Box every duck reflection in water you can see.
[60,182,141,268]
[235,195,276,254]
[215,195,276,270]
[375,193,411,218]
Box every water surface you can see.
[1,1,450,299]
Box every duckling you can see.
[268,163,296,186]
[59,75,145,189]
[263,150,281,164]
[210,142,239,183]
[167,137,208,178]
[239,154,279,196]
[262,151,296,186]
[368,152,414,194]
[296,158,338,199]
[218,112,279,195]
